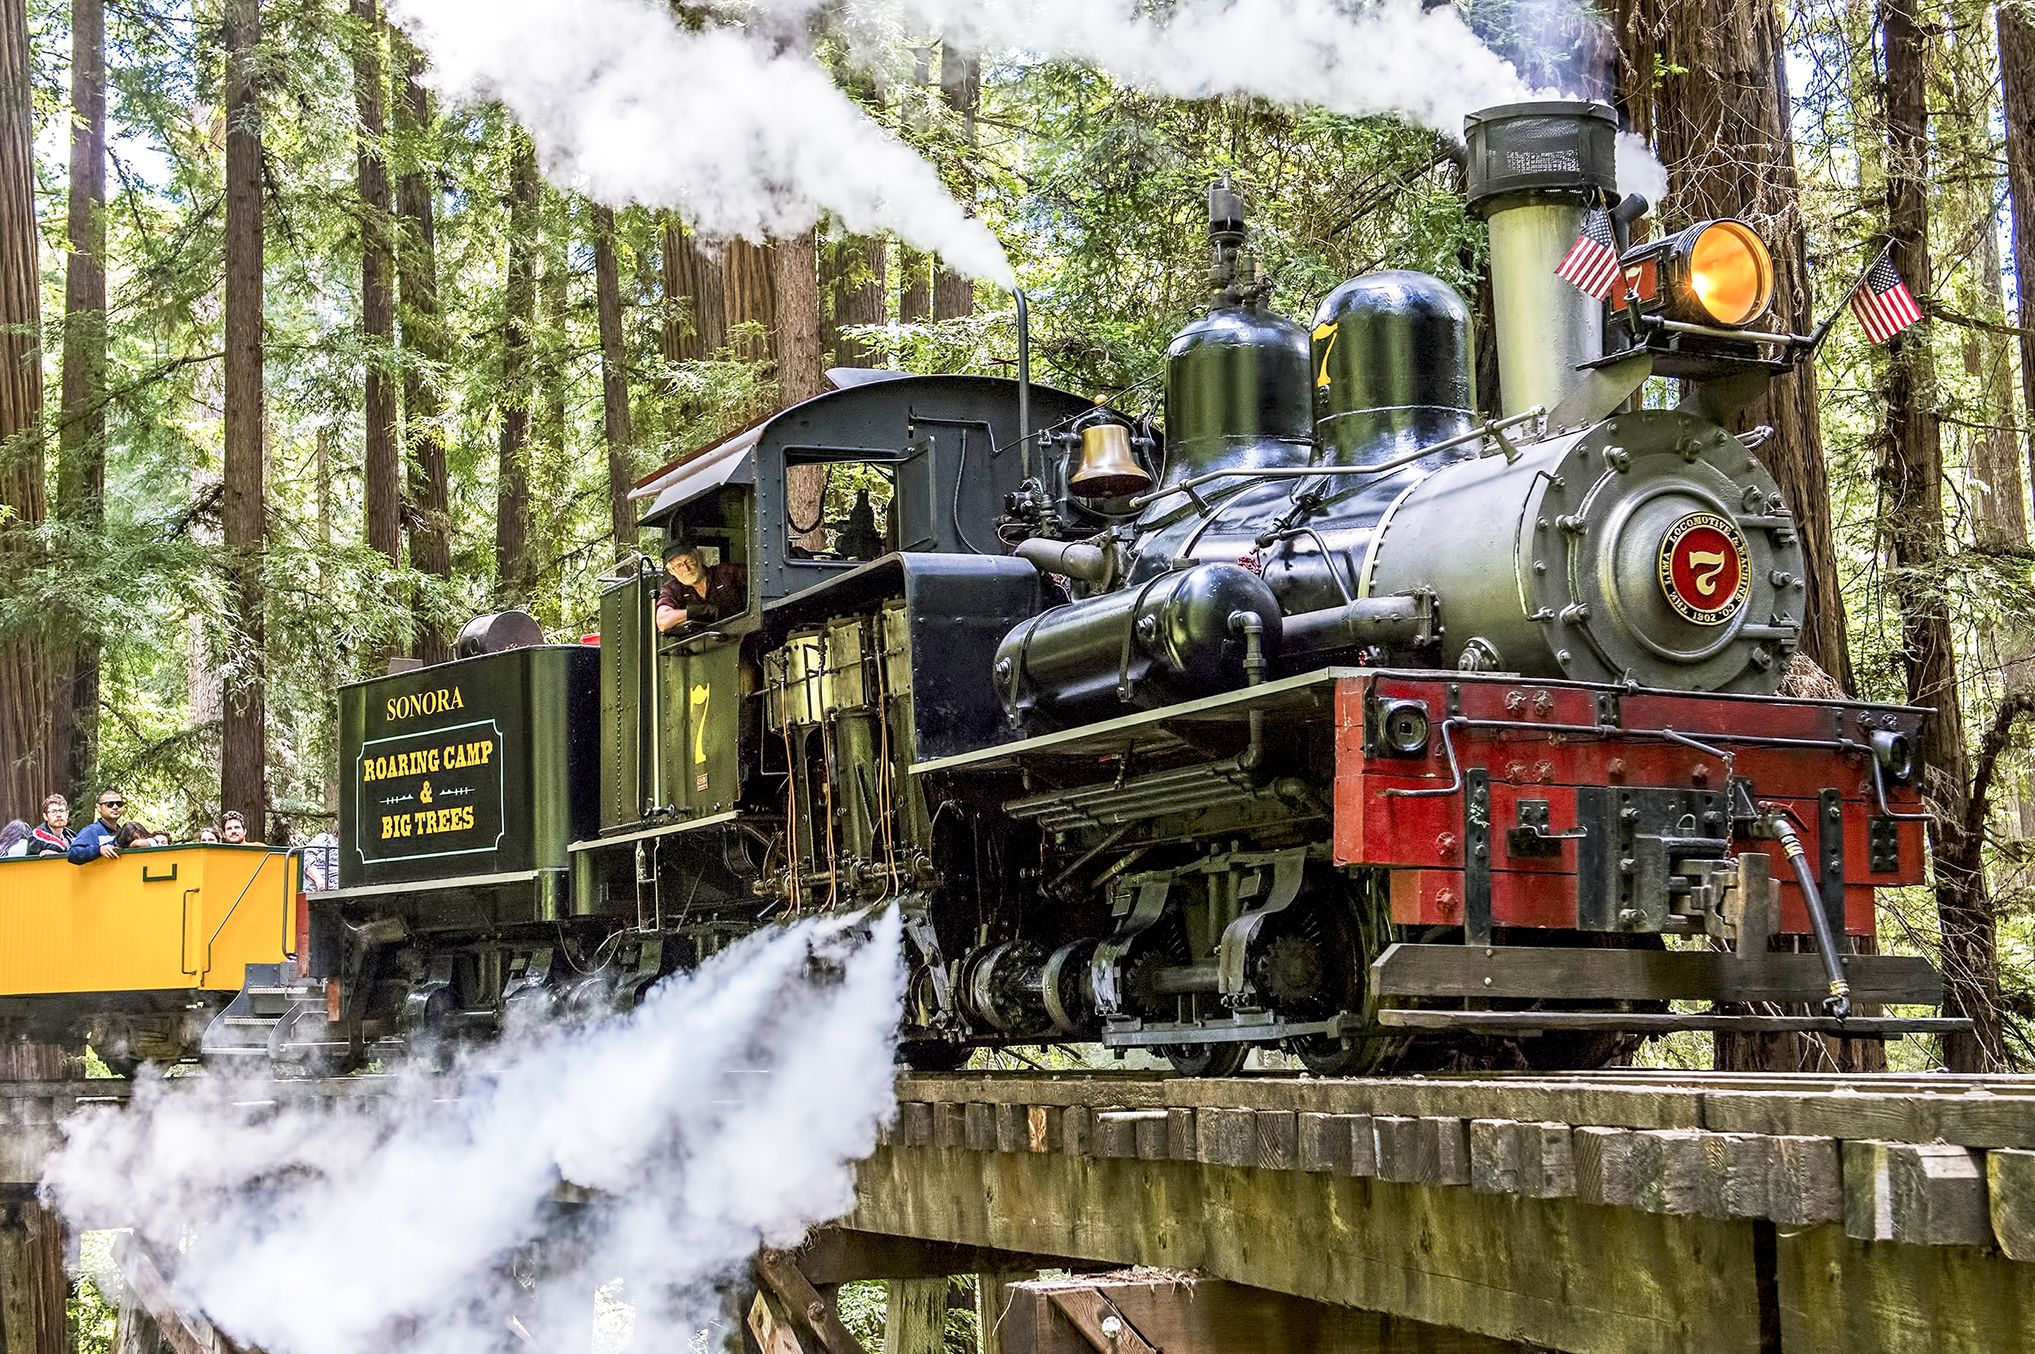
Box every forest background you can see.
[0,0,2030,1070]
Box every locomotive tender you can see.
[220,101,1963,1074]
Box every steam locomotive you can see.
[210,101,1962,1075]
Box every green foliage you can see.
[4,0,2032,1055]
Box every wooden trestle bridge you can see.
[0,1070,2032,1353]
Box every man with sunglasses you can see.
[67,791,128,864]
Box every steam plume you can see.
[386,0,1663,289]
[44,911,906,1354]
[385,0,1018,286]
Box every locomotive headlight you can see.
[1870,728,1917,785]
[1375,699,1432,757]
[1667,220,1774,328]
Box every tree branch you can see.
[1966,691,2035,849]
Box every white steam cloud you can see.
[44,911,906,1354]
[385,0,1664,288]
[386,0,1019,285]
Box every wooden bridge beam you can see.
[994,1273,1528,1353]
[851,1142,1759,1353]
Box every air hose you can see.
[1763,808,1852,1019]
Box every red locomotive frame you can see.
[1334,671,1927,940]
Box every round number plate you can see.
[1657,511,1749,625]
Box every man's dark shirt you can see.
[658,563,747,627]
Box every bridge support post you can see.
[0,1040,70,1354]
[0,1201,66,1354]
[881,1278,947,1354]
[977,1271,1033,1354]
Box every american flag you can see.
[1852,252,1922,344]
[1555,209,1622,300]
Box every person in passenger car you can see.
[221,810,258,845]
[68,791,126,863]
[28,795,71,855]
[0,820,28,857]
[114,822,156,850]
[655,541,747,634]
[196,826,220,844]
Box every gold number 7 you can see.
[689,682,711,765]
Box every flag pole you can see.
[1806,240,1897,352]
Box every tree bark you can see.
[774,229,825,405]
[2000,3,2035,530]
[53,0,105,797]
[899,45,933,326]
[221,0,266,832]
[1881,0,2001,1071]
[352,0,399,579]
[723,237,777,365]
[593,205,637,558]
[1614,0,1853,689]
[495,131,538,608]
[933,47,978,320]
[394,36,451,664]
[662,216,725,362]
[775,230,827,546]
[0,0,47,816]
[824,233,888,369]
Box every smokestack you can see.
[1464,100,1620,419]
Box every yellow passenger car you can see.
[0,845,297,1069]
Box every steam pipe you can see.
[1013,286,1033,480]
[1014,536,1116,587]
[1281,594,1430,653]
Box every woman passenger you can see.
[0,820,28,857]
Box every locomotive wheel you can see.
[1261,885,1387,1076]
[1163,1041,1249,1077]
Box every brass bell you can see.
[1068,423,1152,498]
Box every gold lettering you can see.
[382,687,468,725]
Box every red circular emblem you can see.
[1657,512,1749,625]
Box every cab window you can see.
[785,459,896,563]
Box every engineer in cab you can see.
[655,540,745,635]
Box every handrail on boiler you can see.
[1126,406,1546,512]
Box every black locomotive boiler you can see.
[212,101,1960,1075]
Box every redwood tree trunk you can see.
[722,238,776,365]
[2000,3,2035,514]
[1615,0,1853,689]
[932,47,978,320]
[495,132,538,607]
[593,205,636,558]
[899,45,932,326]
[353,0,399,576]
[662,216,725,362]
[220,0,266,831]
[1881,0,2001,1071]
[0,0,46,815]
[824,234,888,369]
[773,229,825,405]
[54,0,105,796]
[775,231,827,547]
[394,37,450,665]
